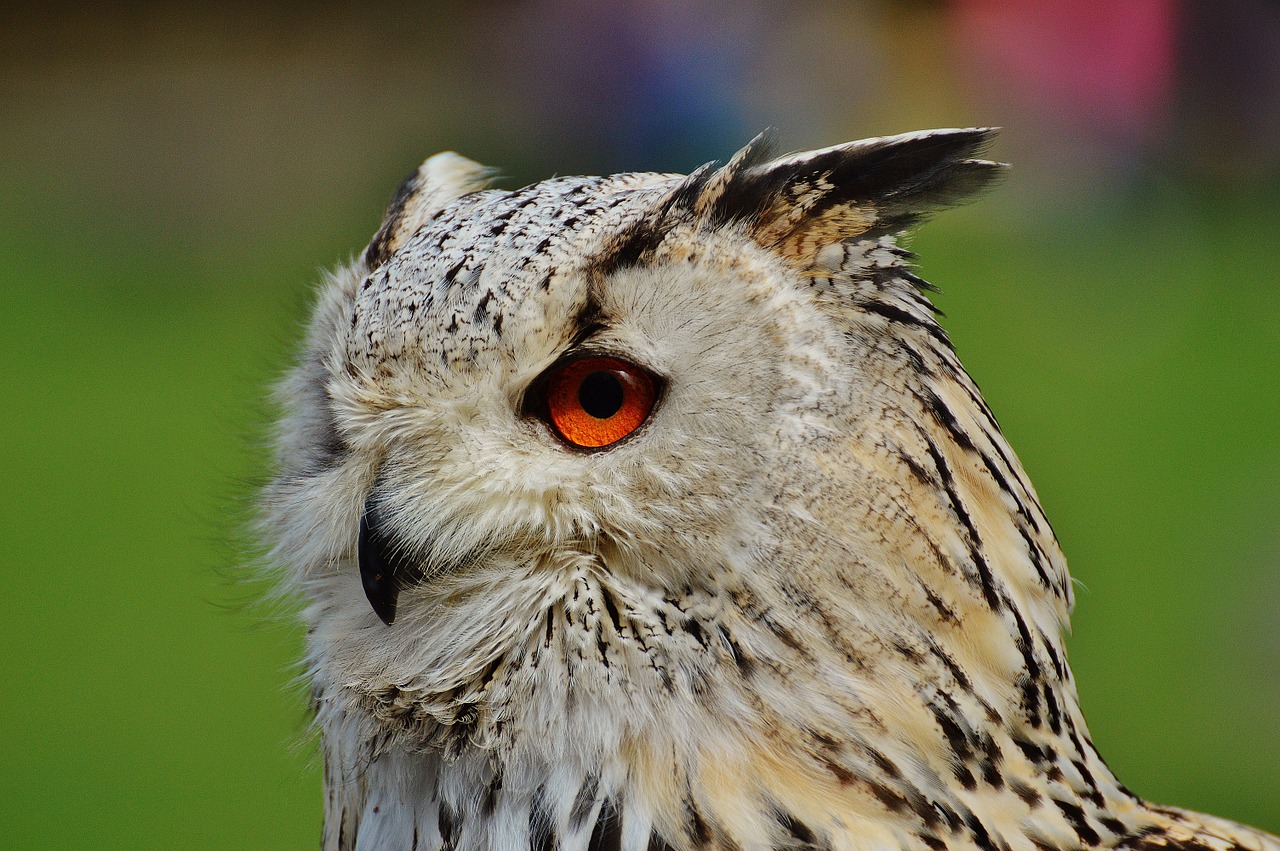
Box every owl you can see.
[261,129,1279,851]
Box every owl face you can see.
[264,128,1035,751]
[325,172,828,612]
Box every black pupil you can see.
[578,371,624,419]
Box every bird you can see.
[260,128,1279,851]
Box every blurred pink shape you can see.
[953,0,1177,145]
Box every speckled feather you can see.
[261,129,1279,851]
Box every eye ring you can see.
[533,355,659,450]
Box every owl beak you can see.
[358,510,402,625]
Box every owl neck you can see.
[311,559,1176,851]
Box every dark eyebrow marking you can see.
[566,292,608,351]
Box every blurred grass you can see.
[0,173,1275,848]
[0,200,346,847]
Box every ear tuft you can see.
[686,131,779,220]
[364,152,495,268]
[686,128,1006,263]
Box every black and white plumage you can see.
[260,129,1279,851]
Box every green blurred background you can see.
[1,2,1276,847]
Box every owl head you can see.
[262,126,1071,738]
[260,130,1280,851]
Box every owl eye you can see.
[538,356,658,449]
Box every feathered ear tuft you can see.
[683,131,780,221]
[364,152,495,268]
[686,128,1006,262]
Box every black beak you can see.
[357,503,411,625]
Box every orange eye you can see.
[542,356,658,449]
